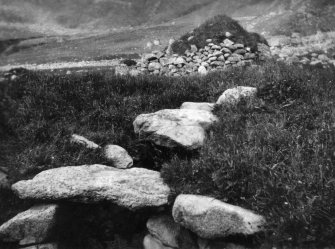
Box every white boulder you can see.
[198,65,208,75]
[12,165,170,210]
[133,109,218,149]
[103,145,133,169]
[172,195,266,239]
[216,86,257,105]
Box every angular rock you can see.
[70,134,100,149]
[216,86,257,105]
[133,109,217,149]
[223,39,234,46]
[180,102,215,112]
[148,62,162,71]
[12,165,170,210]
[234,49,246,55]
[211,45,221,50]
[221,47,232,54]
[143,234,172,249]
[143,53,158,61]
[198,65,208,75]
[147,215,180,248]
[190,45,198,53]
[103,145,133,169]
[0,205,58,245]
[172,195,266,239]
[225,32,232,38]
[0,170,10,190]
[175,57,186,65]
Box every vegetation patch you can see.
[162,63,335,246]
[1,61,335,247]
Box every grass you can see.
[171,15,268,54]
[0,61,335,247]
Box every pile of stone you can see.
[136,38,261,77]
[268,33,335,68]
[0,86,264,249]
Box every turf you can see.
[171,15,268,54]
[1,61,335,247]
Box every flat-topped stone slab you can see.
[12,165,170,210]
[133,109,218,150]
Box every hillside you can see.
[0,0,334,65]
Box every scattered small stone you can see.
[153,40,161,46]
[70,134,100,149]
[216,86,257,105]
[103,145,133,169]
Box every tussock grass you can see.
[1,61,335,246]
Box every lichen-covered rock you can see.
[180,102,215,112]
[216,86,257,106]
[0,205,58,245]
[70,134,100,149]
[172,194,266,239]
[103,145,133,169]
[133,109,218,150]
[12,165,170,210]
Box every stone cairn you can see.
[135,37,262,77]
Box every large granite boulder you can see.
[12,165,170,210]
[172,195,266,239]
[0,205,58,245]
[133,109,218,150]
[216,86,257,106]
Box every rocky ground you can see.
[0,86,264,249]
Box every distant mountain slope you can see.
[1,0,334,40]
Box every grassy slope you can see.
[1,61,335,247]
